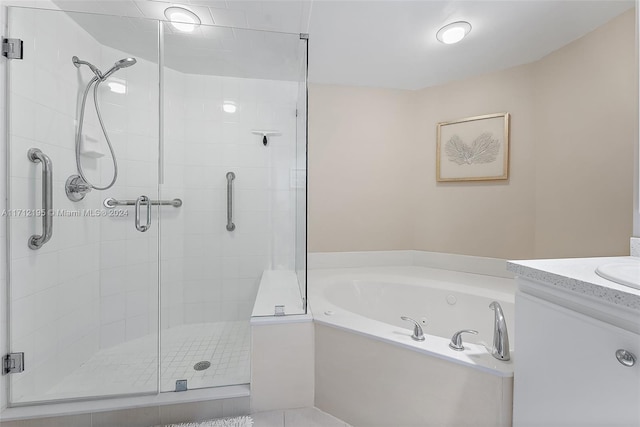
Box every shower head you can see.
[102,57,137,80]
[72,56,137,81]
[117,57,137,68]
[72,56,103,79]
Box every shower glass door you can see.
[6,7,160,404]
[160,23,307,391]
[5,4,307,406]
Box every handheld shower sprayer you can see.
[102,57,137,80]
[66,56,137,201]
[72,56,137,81]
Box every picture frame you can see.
[436,112,510,182]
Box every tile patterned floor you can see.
[160,322,250,391]
[40,321,250,401]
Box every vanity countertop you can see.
[507,256,640,312]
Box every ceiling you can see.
[48,0,310,80]
[308,0,634,89]
[45,0,634,89]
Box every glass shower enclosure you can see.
[4,6,307,405]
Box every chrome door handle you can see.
[28,148,53,249]
[226,172,235,231]
[135,195,151,232]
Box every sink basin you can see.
[595,261,640,290]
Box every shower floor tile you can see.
[39,321,250,401]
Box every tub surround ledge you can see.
[630,237,640,257]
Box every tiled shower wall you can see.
[161,67,298,327]
[4,6,159,403]
[96,44,159,351]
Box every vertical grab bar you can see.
[28,148,53,250]
[226,172,235,231]
[135,195,151,232]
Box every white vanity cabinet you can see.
[513,278,640,426]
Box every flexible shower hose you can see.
[75,76,119,190]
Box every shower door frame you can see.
[3,5,163,406]
[2,4,309,408]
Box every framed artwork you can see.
[436,113,510,182]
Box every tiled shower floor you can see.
[40,321,250,400]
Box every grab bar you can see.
[134,195,151,232]
[103,197,182,208]
[226,171,235,231]
[28,148,53,250]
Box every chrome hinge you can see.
[175,379,187,392]
[3,352,24,374]
[2,38,23,60]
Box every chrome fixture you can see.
[67,56,137,201]
[489,301,510,361]
[175,379,187,392]
[226,172,235,231]
[65,175,91,202]
[400,316,425,341]
[449,329,478,351]
[134,195,151,232]
[103,197,182,208]
[193,361,211,371]
[3,352,24,374]
[27,148,53,250]
[72,56,136,83]
[616,349,637,367]
[2,38,23,60]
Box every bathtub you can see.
[309,265,515,426]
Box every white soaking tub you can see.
[309,266,515,426]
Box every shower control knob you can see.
[615,349,636,367]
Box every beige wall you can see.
[308,85,415,252]
[411,64,537,259]
[532,9,636,258]
[308,9,635,259]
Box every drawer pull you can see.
[615,349,636,367]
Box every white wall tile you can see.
[100,320,126,349]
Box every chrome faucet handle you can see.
[449,329,478,351]
[401,316,425,341]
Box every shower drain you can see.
[193,361,211,371]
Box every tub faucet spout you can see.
[489,301,510,361]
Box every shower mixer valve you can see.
[65,175,92,202]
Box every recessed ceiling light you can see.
[164,6,201,33]
[436,21,472,44]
